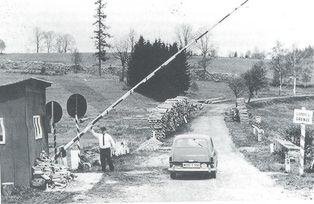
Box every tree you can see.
[42,31,55,53]
[113,38,130,82]
[251,47,265,59]
[55,33,76,53]
[0,39,6,54]
[93,0,111,76]
[301,67,312,88]
[234,51,238,58]
[71,49,82,73]
[285,47,313,95]
[127,36,190,101]
[244,50,251,58]
[270,41,287,95]
[128,28,136,53]
[227,75,246,98]
[62,34,76,53]
[196,34,216,72]
[175,23,193,48]
[242,61,268,102]
[33,27,43,53]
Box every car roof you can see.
[174,134,212,141]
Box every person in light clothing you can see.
[90,126,115,172]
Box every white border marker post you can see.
[293,107,313,176]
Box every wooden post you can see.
[0,164,2,204]
[299,107,306,175]
[285,153,291,173]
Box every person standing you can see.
[90,126,115,172]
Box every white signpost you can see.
[293,107,313,175]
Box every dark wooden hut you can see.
[0,78,51,187]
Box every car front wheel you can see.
[170,172,176,179]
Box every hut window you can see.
[33,115,43,140]
[0,118,5,144]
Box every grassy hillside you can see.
[189,56,260,74]
[0,70,233,152]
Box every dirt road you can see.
[66,104,299,203]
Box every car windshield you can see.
[174,138,208,148]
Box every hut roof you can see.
[0,77,51,90]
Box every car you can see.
[168,134,218,179]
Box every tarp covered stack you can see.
[148,96,202,140]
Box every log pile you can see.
[31,151,76,190]
[236,98,250,124]
[148,96,202,140]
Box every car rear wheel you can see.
[211,171,217,179]
[170,172,176,179]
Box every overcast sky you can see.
[1,0,314,56]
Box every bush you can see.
[284,124,314,168]
[127,36,190,101]
[190,81,199,92]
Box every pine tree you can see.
[93,0,111,76]
[127,36,190,101]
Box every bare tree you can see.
[302,67,312,88]
[196,33,216,72]
[227,75,246,99]
[54,33,76,53]
[270,41,287,95]
[62,34,76,53]
[128,28,136,53]
[55,34,64,53]
[285,46,312,95]
[71,49,83,73]
[175,23,193,48]
[42,31,55,53]
[33,27,43,53]
[114,39,129,82]
[0,39,6,54]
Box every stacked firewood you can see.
[236,98,250,124]
[31,151,76,190]
[148,96,202,140]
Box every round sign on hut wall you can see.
[46,101,63,123]
[66,94,87,118]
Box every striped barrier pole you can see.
[53,0,250,159]
[51,101,57,162]
[75,114,81,162]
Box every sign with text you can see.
[293,109,313,125]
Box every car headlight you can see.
[201,163,207,168]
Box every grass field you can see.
[0,70,233,151]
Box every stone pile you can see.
[190,69,234,82]
[148,96,202,140]
[236,98,250,124]
[31,151,76,190]
[0,60,74,75]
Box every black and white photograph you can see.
[1,0,314,203]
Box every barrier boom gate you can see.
[55,0,250,158]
